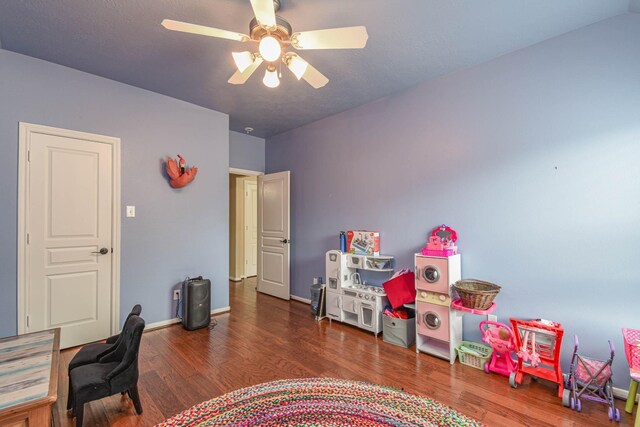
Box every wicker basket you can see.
[453,279,501,310]
[456,341,493,370]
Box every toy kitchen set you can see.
[325,230,392,335]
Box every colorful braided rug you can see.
[156,377,484,427]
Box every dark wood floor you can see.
[53,278,635,426]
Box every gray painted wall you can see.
[229,131,265,172]
[0,49,229,337]
[267,14,640,388]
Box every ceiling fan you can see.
[162,0,368,89]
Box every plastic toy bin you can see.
[383,308,415,348]
[456,341,493,370]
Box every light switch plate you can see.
[126,206,136,218]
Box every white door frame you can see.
[229,167,264,177]
[229,168,263,280]
[17,122,122,335]
[243,179,258,277]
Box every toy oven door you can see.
[358,301,375,331]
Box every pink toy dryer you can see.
[480,320,517,376]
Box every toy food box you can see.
[346,230,380,256]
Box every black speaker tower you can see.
[181,277,211,330]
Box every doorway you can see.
[229,168,262,283]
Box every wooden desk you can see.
[0,328,60,427]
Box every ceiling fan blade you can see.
[301,61,329,89]
[228,57,264,85]
[162,19,249,42]
[250,0,277,28]
[291,26,368,50]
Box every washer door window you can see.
[423,311,441,330]
[422,266,440,283]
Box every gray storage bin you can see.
[382,308,415,348]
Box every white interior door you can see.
[21,124,118,349]
[257,171,290,300]
[244,179,258,277]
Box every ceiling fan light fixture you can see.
[259,35,282,62]
[285,54,308,80]
[232,51,255,73]
[263,64,280,88]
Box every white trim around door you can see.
[229,167,264,176]
[17,122,122,337]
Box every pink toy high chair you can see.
[480,320,517,376]
[622,328,640,426]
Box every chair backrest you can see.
[100,315,145,382]
[622,328,640,369]
[103,303,142,346]
[130,304,142,317]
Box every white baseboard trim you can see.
[290,295,311,304]
[211,306,231,315]
[229,276,243,282]
[145,317,181,331]
[145,306,231,331]
[613,385,638,402]
[613,386,626,400]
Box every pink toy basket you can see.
[622,328,640,380]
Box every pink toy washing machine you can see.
[414,254,462,364]
[416,300,450,342]
[415,254,460,294]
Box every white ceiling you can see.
[0,0,633,137]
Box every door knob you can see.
[280,238,290,244]
[92,248,109,255]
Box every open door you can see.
[257,171,290,299]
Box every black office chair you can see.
[67,304,142,409]
[69,314,145,427]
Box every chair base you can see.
[71,386,142,427]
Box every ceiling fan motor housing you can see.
[249,15,292,42]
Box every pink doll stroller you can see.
[480,320,517,376]
[563,335,619,421]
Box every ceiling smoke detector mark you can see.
[244,127,254,134]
